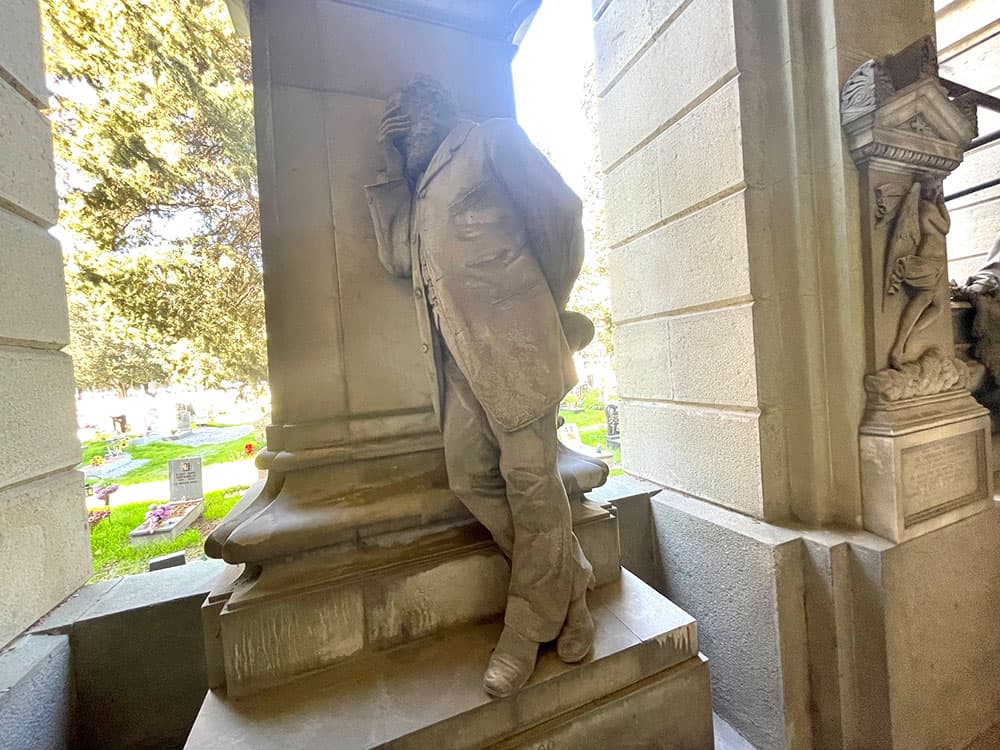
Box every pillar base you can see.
[186,571,712,750]
[643,487,1000,749]
[860,390,993,542]
[204,485,621,698]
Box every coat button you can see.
[415,288,423,299]
[421,343,429,353]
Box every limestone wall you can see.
[0,0,91,649]
[937,0,1000,282]
[596,0,771,518]
[590,0,1000,746]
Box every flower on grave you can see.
[144,503,172,530]
[90,455,105,466]
[243,442,255,458]
[94,484,119,505]
[88,509,111,529]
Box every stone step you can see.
[186,570,711,750]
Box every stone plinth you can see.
[860,391,992,541]
[205,480,620,698]
[186,571,712,750]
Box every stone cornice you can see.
[841,37,976,172]
[848,140,963,174]
[228,0,540,41]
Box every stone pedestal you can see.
[204,481,621,698]
[859,392,991,541]
[186,571,714,750]
[841,38,992,542]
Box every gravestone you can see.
[557,421,583,450]
[168,457,203,502]
[605,403,621,450]
[605,403,620,438]
[176,408,193,434]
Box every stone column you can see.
[595,0,1000,747]
[0,0,91,649]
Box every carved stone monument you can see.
[185,2,712,747]
[842,38,993,543]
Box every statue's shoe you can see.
[482,627,539,699]
[557,592,595,663]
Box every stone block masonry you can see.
[0,0,91,650]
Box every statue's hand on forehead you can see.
[377,103,408,180]
[378,103,410,145]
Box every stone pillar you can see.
[0,0,91,649]
[840,40,990,543]
[595,0,1000,747]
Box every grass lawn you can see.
[82,432,254,485]
[88,485,247,581]
[559,408,624,476]
[559,407,607,430]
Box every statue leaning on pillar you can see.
[364,76,598,698]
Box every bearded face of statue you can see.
[398,101,450,181]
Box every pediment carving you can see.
[841,37,976,173]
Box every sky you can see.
[511,0,596,196]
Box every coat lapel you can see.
[416,120,476,196]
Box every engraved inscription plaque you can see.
[901,431,987,526]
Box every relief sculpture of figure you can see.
[885,179,950,368]
[365,77,595,698]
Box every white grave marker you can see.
[169,456,203,501]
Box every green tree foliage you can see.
[66,295,170,397]
[569,64,613,357]
[42,0,267,391]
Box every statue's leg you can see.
[490,408,594,645]
[440,349,514,556]
[478,407,595,697]
[913,290,944,333]
[891,290,934,368]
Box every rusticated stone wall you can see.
[0,0,90,649]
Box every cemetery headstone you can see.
[605,403,620,438]
[149,551,187,571]
[605,403,621,450]
[111,414,128,434]
[176,408,193,434]
[169,456,204,502]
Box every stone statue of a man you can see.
[365,77,595,698]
